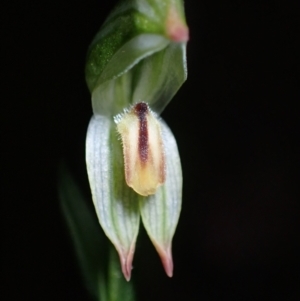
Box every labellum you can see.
[115,102,165,196]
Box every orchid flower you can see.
[85,0,188,281]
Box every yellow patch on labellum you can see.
[115,102,166,196]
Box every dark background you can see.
[4,0,299,300]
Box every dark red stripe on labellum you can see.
[134,102,148,163]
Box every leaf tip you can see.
[152,242,174,277]
[166,6,189,42]
[117,245,136,281]
[160,247,174,277]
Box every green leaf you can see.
[139,119,182,277]
[59,163,105,298]
[90,34,169,116]
[131,42,187,114]
[86,0,188,117]
[86,115,141,281]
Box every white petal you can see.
[86,115,141,280]
[139,119,182,277]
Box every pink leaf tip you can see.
[166,6,189,42]
[153,242,174,277]
[117,245,136,281]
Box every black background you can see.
[4,0,299,300]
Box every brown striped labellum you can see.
[114,102,166,196]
